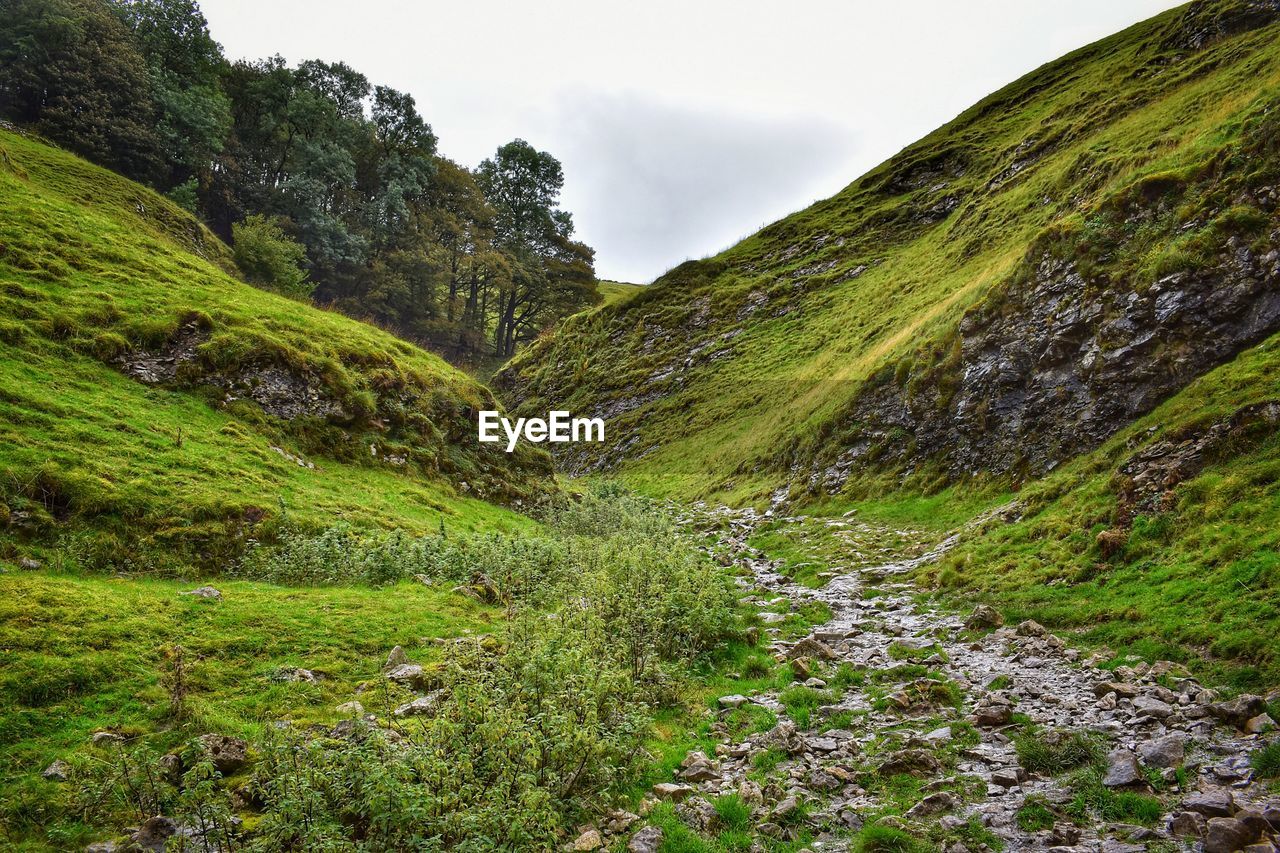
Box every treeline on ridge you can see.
[0,0,598,366]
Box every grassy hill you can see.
[597,279,647,306]
[499,0,1280,503]
[498,0,1280,684]
[0,127,551,574]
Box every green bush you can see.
[231,214,312,299]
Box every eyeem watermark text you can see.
[478,410,604,452]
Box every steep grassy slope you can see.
[0,128,548,573]
[499,0,1280,505]
[597,279,647,306]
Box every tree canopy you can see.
[0,0,599,366]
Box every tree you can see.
[111,0,231,191]
[0,0,163,182]
[478,140,597,356]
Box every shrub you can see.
[231,214,312,299]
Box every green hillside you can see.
[498,0,1280,683]
[0,127,550,574]
[499,0,1280,504]
[597,279,647,306]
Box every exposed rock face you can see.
[818,227,1280,489]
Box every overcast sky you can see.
[199,0,1182,283]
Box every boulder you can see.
[771,795,802,821]
[676,751,720,783]
[179,586,222,601]
[130,816,177,852]
[393,696,436,717]
[570,829,603,851]
[906,791,958,816]
[628,826,663,853]
[1203,817,1258,853]
[789,637,837,661]
[1209,695,1267,729]
[1169,810,1207,837]
[384,645,409,670]
[676,796,718,832]
[1132,696,1174,719]
[651,782,695,803]
[1184,790,1236,818]
[1102,749,1144,788]
[1094,681,1140,699]
[385,663,428,690]
[1139,734,1186,768]
[964,605,1004,630]
[41,759,70,782]
[1016,620,1047,637]
[197,734,248,776]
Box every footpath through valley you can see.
[618,504,1280,853]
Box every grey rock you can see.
[651,782,695,803]
[964,605,1003,630]
[1210,695,1267,729]
[906,791,958,816]
[628,826,663,853]
[385,663,428,690]
[41,759,70,781]
[196,734,248,776]
[130,816,177,852]
[1185,790,1236,818]
[179,586,222,601]
[1170,810,1207,837]
[384,645,409,669]
[393,696,436,717]
[1203,817,1258,853]
[717,694,750,709]
[1139,733,1186,768]
[1102,748,1144,788]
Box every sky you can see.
[198,0,1183,283]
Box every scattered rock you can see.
[1102,748,1144,788]
[628,826,663,853]
[717,694,750,709]
[1139,733,1186,768]
[877,749,941,776]
[91,732,124,746]
[179,586,222,601]
[1185,790,1236,818]
[1132,696,1174,719]
[771,795,801,821]
[196,734,248,776]
[1209,695,1267,729]
[964,605,1003,630]
[336,700,364,716]
[19,557,41,570]
[652,782,695,803]
[570,828,603,851]
[1203,816,1258,853]
[130,816,177,852]
[41,759,70,781]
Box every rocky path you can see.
[640,505,1280,852]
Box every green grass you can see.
[596,279,646,306]
[0,569,496,790]
[501,1,1280,508]
[496,1,1280,687]
[0,127,547,574]
[1252,739,1280,778]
